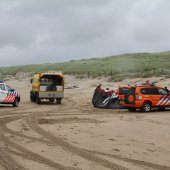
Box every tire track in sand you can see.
[0,147,27,170]
[2,115,169,170]
[0,131,81,170]
[86,150,170,170]
[26,113,170,170]
[0,129,27,170]
[2,109,167,170]
[26,114,129,170]
[0,116,80,170]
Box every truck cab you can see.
[30,72,64,104]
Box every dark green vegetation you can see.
[0,51,170,81]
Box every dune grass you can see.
[0,51,170,81]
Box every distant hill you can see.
[0,51,170,81]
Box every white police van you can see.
[0,80,20,107]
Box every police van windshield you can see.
[0,84,5,91]
[5,85,12,91]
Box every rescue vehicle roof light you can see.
[141,80,156,86]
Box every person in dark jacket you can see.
[165,87,170,93]
[96,84,102,90]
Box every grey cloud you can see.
[0,0,170,66]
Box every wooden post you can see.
[110,71,113,77]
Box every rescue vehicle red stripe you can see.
[157,96,166,106]
[160,95,170,106]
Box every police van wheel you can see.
[56,98,61,104]
[141,102,151,112]
[13,98,19,107]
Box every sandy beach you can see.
[0,76,170,170]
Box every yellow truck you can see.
[30,72,64,104]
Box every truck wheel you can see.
[30,94,35,102]
[30,96,34,102]
[13,98,19,107]
[49,99,55,102]
[30,91,36,102]
[141,102,152,112]
[56,98,61,104]
[35,94,41,104]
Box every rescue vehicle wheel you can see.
[13,98,19,107]
[128,108,136,112]
[56,98,61,104]
[158,107,166,111]
[141,102,152,112]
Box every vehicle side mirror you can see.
[30,79,33,83]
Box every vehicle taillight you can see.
[136,94,142,100]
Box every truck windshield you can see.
[40,75,63,86]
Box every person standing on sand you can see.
[96,84,102,90]
[165,86,170,93]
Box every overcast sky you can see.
[0,0,170,66]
